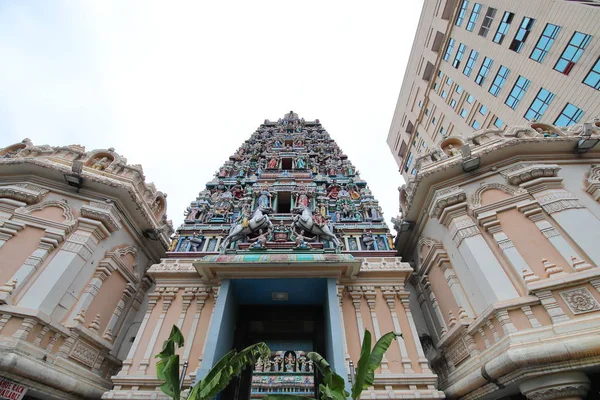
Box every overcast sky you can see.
[0,1,422,230]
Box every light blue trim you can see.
[324,278,350,393]
[194,280,237,384]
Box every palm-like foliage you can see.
[156,324,270,400]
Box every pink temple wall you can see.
[0,226,45,285]
[427,265,459,326]
[480,189,513,206]
[188,297,215,373]
[84,271,128,333]
[30,205,67,223]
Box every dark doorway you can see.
[277,192,291,213]
[223,305,325,399]
[281,158,293,170]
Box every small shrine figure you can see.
[235,205,251,228]
[257,189,272,208]
[294,230,312,250]
[295,155,306,169]
[249,229,268,249]
[274,139,283,148]
[346,179,361,200]
[267,156,279,169]
[327,181,341,199]
[312,209,327,227]
[361,230,375,250]
[447,144,461,157]
[231,181,244,199]
[295,191,310,208]
[387,234,395,250]
[151,198,161,213]
[185,207,199,221]
[168,234,179,251]
[92,156,110,171]
[284,352,296,372]
[189,233,204,252]
[218,166,229,177]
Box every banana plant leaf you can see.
[155,325,185,400]
[307,352,349,400]
[263,396,316,400]
[350,330,371,400]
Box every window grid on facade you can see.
[489,65,510,96]
[456,0,469,26]
[472,120,481,129]
[509,17,535,53]
[505,76,531,109]
[467,94,474,104]
[524,88,555,120]
[530,23,561,63]
[460,108,468,118]
[583,57,600,90]
[475,57,493,85]
[404,153,414,172]
[453,43,467,68]
[443,38,456,61]
[494,117,504,128]
[478,7,497,37]
[554,103,584,126]
[451,99,457,108]
[466,3,482,32]
[493,12,515,44]
[479,105,488,115]
[463,49,479,77]
[442,90,448,99]
[554,31,592,75]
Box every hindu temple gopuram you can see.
[99,111,443,399]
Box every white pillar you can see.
[103,283,136,341]
[67,266,111,323]
[382,287,413,373]
[119,293,159,375]
[400,295,431,373]
[363,286,390,374]
[183,288,209,369]
[348,286,365,343]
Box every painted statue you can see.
[267,156,278,169]
[220,206,274,250]
[249,229,268,249]
[257,190,271,208]
[295,192,309,208]
[292,205,341,248]
[294,230,312,249]
[295,155,306,169]
[189,233,204,252]
[92,156,110,171]
[361,230,375,250]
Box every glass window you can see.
[460,108,468,118]
[447,77,453,85]
[425,108,430,115]
[554,31,592,75]
[505,75,531,109]
[530,23,561,63]
[479,105,488,115]
[472,120,481,129]
[583,57,600,90]
[493,11,514,44]
[404,152,414,172]
[466,3,482,32]
[440,126,447,136]
[554,103,584,126]
[418,100,423,108]
[478,7,497,37]
[442,90,448,99]
[432,117,437,125]
[456,0,469,27]
[467,94,474,104]
[524,88,555,120]
[509,17,535,53]
[463,49,479,77]
[411,168,417,175]
[453,43,467,68]
[456,85,463,94]
[438,70,443,77]
[494,117,504,128]
[443,38,456,61]
[451,99,457,108]
[489,65,510,96]
[433,82,439,90]
[475,57,493,85]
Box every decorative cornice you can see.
[80,202,121,232]
[0,184,49,204]
[430,186,467,219]
[501,164,561,186]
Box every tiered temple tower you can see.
[104,112,444,399]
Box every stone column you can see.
[381,286,413,373]
[119,292,159,375]
[479,214,534,284]
[336,286,350,368]
[183,288,209,368]
[363,286,390,374]
[66,266,111,323]
[12,318,37,340]
[400,292,431,373]
[10,229,64,294]
[422,278,448,334]
[519,202,594,269]
[102,283,136,341]
[535,290,569,324]
[138,287,178,374]
[433,188,518,305]
[440,260,475,318]
[199,286,219,369]
[177,287,196,329]
[0,219,24,250]
[18,218,111,314]
[348,286,365,342]
[519,371,590,400]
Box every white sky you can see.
[0,1,421,229]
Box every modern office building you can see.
[387,0,600,179]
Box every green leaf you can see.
[364,332,401,389]
[263,396,316,400]
[155,325,185,400]
[156,325,185,360]
[351,329,372,399]
[306,352,348,399]
[321,384,348,400]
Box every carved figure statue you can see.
[327,182,341,199]
[292,205,341,248]
[447,144,461,157]
[249,229,268,249]
[295,192,309,208]
[168,234,179,251]
[294,230,312,249]
[285,352,296,372]
[361,230,375,250]
[257,189,272,208]
[189,233,204,252]
[267,156,279,169]
[92,157,110,171]
[295,155,306,169]
[235,205,251,228]
[220,206,274,250]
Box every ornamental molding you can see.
[15,199,76,226]
[535,190,585,214]
[69,339,100,368]
[471,183,527,208]
[0,183,49,204]
[559,287,600,315]
[445,337,469,367]
[430,186,467,219]
[587,165,600,184]
[523,384,590,400]
[80,202,121,232]
[501,164,561,186]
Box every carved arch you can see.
[15,200,76,226]
[471,183,527,207]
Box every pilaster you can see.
[381,286,413,373]
[363,285,390,374]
